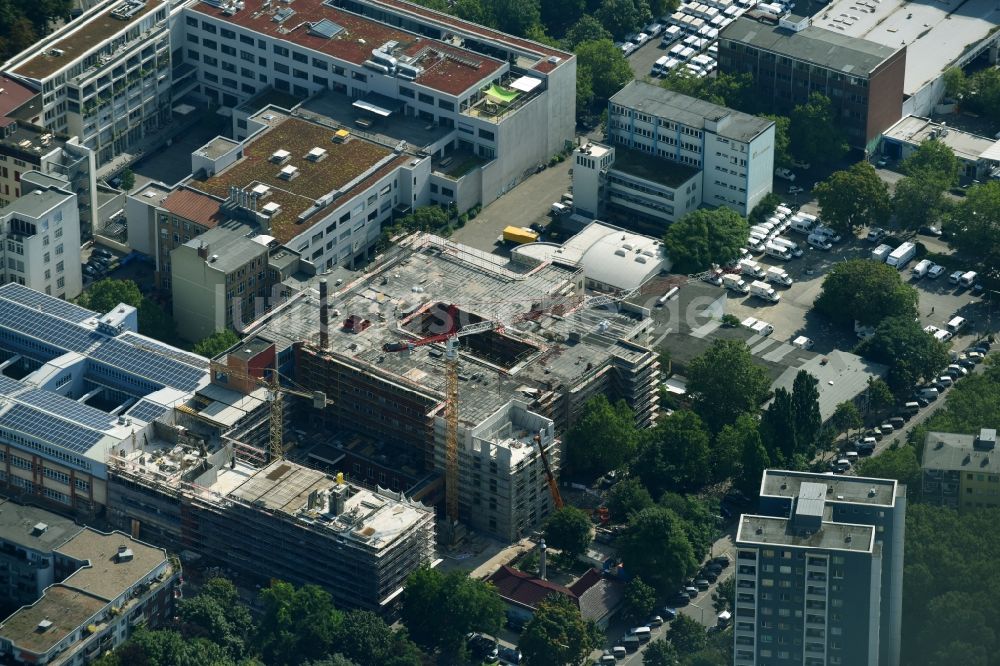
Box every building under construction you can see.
[226,232,661,540]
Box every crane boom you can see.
[534,433,563,510]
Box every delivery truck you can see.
[750,280,781,302]
[502,226,539,245]
[886,241,916,269]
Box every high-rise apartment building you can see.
[734,470,905,666]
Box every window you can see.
[221,27,235,39]
[273,45,289,57]
[418,92,434,104]
[478,128,495,141]
[186,34,198,44]
[222,61,236,73]
[203,55,218,67]
[293,68,308,80]
[293,51,308,63]
[351,71,367,82]
[312,57,327,70]
[274,63,289,74]
[186,15,197,26]
[201,20,217,33]
[241,50,255,62]
[203,38,218,51]
[221,44,236,56]
[240,33,255,45]
[399,86,414,98]
[187,49,200,61]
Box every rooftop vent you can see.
[270,149,291,163]
[36,619,53,632]
[251,183,271,197]
[273,6,295,22]
[306,146,328,162]
[868,487,876,497]
[115,545,134,562]
[845,534,853,543]
[975,428,997,450]
[110,0,146,20]
[31,522,48,536]
[332,129,351,143]
[261,201,282,216]
[278,164,299,180]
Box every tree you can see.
[544,507,593,559]
[735,429,769,497]
[789,92,848,166]
[401,566,504,661]
[333,611,423,666]
[813,259,918,328]
[712,576,734,613]
[138,298,178,344]
[97,628,235,666]
[748,192,782,226]
[304,657,359,666]
[606,478,654,522]
[644,639,680,666]
[563,15,610,48]
[622,577,657,625]
[892,173,951,232]
[635,410,712,495]
[813,162,890,235]
[119,168,136,192]
[488,0,541,36]
[540,0,584,35]
[76,278,142,313]
[687,339,771,433]
[764,115,792,167]
[256,581,342,666]
[594,0,651,39]
[519,594,602,666]
[658,493,717,561]
[565,395,639,477]
[669,615,707,654]
[791,370,822,454]
[661,207,749,274]
[714,414,759,483]
[942,66,967,99]
[866,377,894,413]
[901,139,961,186]
[855,445,920,487]
[948,180,1000,267]
[920,365,1000,435]
[452,0,487,22]
[760,388,797,464]
[617,506,697,595]
[962,67,1000,121]
[829,400,862,438]
[193,328,241,358]
[574,39,633,109]
[855,315,950,392]
[177,578,254,660]
[660,71,754,111]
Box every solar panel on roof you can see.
[17,389,115,430]
[0,299,96,354]
[309,18,344,38]
[127,400,168,423]
[0,375,23,396]
[0,404,105,455]
[0,284,96,323]
[90,338,205,391]
[119,333,209,369]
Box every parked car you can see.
[866,227,886,243]
[694,579,710,591]
[92,247,114,260]
[662,607,679,620]
[788,185,804,195]
[791,159,811,170]
[684,586,699,598]
[712,555,731,568]
[775,167,796,181]
[919,225,943,237]
[924,325,941,335]
[700,570,718,583]
[949,270,965,284]
[928,264,946,279]
[667,593,690,607]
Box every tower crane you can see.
[533,432,563,510]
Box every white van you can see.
[652,56,669,75]
[917,387,940,400]
[946,316,967,334]
[911,259,933,279]
[631,626,652,642]
[790,217,814,235]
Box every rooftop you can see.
[810,0,1000,94]
[922,430,1000,474]
[0,121,65,164]
[180,222,267,273]
[611,146,701,189]
[737,514,876,552]
[0,500,82,552]
[0,187,74,220]
[191,0,506,96]
[160,188,226,230]
[0,585,107,656]
[190,113,407,244]
[883,115,1000,163]
[237,88,308,115]
[195,136,241,161]
[488,565,575,609]
[56,529,169,602]
[0,76,39,120]
[720,17,901,75]
[11,0,166,81]
[769,349,888,421]
[761,470,898,506]
[611,81,774,142]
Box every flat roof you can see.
[737,514,875,552]
[762,469,898,506]
[922,431,1000,474]
[611,146,701,188]
[190,0,506,96]
[0,500,82,553]
[0,187,73,219]
[811,0,1000,94]
[720,17,900,75]
[0,585,106,656]
[0,76,39,119]
[611,81,774,142]
[180,222,265,273]
[55,529,168,602]
[196,136,241,160]
[883,115,1000,163]
[190,113,407,244]
[769,349,887,422]
[11,0,166,81]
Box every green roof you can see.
[610,146,700,188]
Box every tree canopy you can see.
[814,162,891,235]
[0,0,71,61]
[660,70,755,111]
[544,507,593,559]
[901,139,961,186]
[892,173,951,232]
[662,208,749,274]
[565,394,639,477]
[519,594,603,666]
[764,115,792,168]
[854,445,920,488]
[193,328,241,358]
[813,259,918,328]
[594,0,652,39]
[621,576,657,625]
[947,180,1000,269]
[687,339,771,433]
[789,93,848,166]
[563,15,611,48]
[400,566,505,661]
[76,278,179,344]
[855,315,950,392]
[791,370,822,453]
[634,410,712,496]
[829,400,862,438]
[606,477,655,522]
[919,358,1000,435]
[618,506,698,595]
[643,639,680,666]
[574,39,634,110]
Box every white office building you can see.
[579,80,774,229]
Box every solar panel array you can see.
[17,389,115,430]
[0,299,96,354]
[120,333,209,369]
[0,284,96,323]
[127,400,168,423]
[90,338,205,391]
[0,404,104,454]
[0,375,24,396]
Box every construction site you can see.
[219,232,662,541]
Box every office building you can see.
[0,505,180,666]
[718,16,905,151]
[921,428,999,509]
[3,0,173,168]
[881,116,1000,181]
[574,81,774,229]
[0,184,83,299]
[734,470,905,666]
